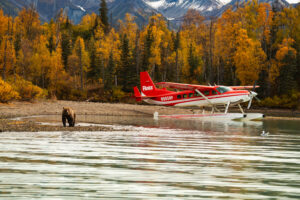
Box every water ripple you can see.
[0,119,300,199]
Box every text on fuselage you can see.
[143,86,153,91]
[161,96,173,101]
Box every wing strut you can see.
[195,89,220,112]
[225,101,230,114]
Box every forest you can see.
[0,0,299,109]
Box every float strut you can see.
[238,104,244,114]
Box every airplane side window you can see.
[216,86,232,94]
[212,90,218,95]
[177,95,182,99]
[183,94,187,98]
[189,93,193,98]
[203,91,210,96]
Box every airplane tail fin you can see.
[133,86,142,102]
[140,71,157,96]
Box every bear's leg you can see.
[73,114,76,127]
[67,117,72,127]
[62,116,67,127]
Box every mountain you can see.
[109,0,159,27]
[0,0,87,24]
[0,0,22,17]
[143,0,224,20]
[0,0,157,25]
[0,0,296,26]
[217,0,290,16]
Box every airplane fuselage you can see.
[142,89,251,107]
[134,71,257,110]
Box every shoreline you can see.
[0,100,299,132]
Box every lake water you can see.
[0,117,300,199]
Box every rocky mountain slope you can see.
[0,0,296,25]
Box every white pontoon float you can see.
[154,112,265,122]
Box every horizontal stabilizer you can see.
[133,86,142,102]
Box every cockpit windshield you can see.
[216,86,232,94]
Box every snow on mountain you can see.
[143,0,223,20]
[145,0,167,9]
[1,0,297,26]
[286,0,300,3]
[217,0,232,4]
[76,5,86,12]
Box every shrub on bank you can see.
[9,76,46,101]
[0,78,20,103]
[259,91,300,109]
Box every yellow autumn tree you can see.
[0,36,16,81]
[29,35,51,87]
[180,10,205,83]
[47,46,66,97]
[95,28,120,84]
[15,7,41,41]
[69,37,90,90]
[119,13,138,49]
[215,9,243,84]
[148,15,164,72]
[269,38,297,83]
[0,10,8,40]
[234,29,266,85]
[140,14,171,78]
[242,1,273,41]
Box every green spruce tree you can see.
[188,44,197,77]
[61,32,72,69]
[88,38,101,81]
[105,52,115,90]
[141,28,153,71]
[99,0,109,34]
[278,50,297,95]
[119,34,136,92]
[47,19,55,54]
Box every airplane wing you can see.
[230,86,260,90]
[156,82,214,90]
[156,82,260,91]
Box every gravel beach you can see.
[0,100,299,132]
[0,100,194,132]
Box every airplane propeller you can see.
[247,91,258,109]
[247,81,261,109]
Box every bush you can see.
[112,86,126,102]
[9,76,46,101]
[259,91,300,109]
[0,78,20,103]
[68,89,88,101]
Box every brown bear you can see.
[62,107,76,127]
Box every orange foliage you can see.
[234,29,266,85]
[269,38,297,83]
[9,76,46,101]
[0,78,19,103]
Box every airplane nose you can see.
[251,91,258,97]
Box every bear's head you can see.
[63,107,71,115]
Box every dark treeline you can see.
[0,0,299,108]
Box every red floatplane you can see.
[134,71,264,121]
